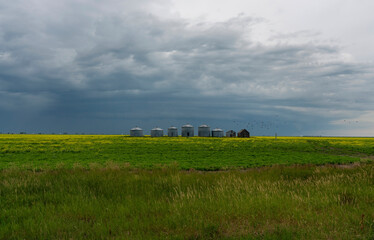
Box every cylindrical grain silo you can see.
[151,127,164,137]
[198,124,211,137]
[181,124,194,137]
[130,127,144,137]
[168,127,178,137]
[212,128,224,137]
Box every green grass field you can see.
[1,135,374,239]
[1,135,374,170]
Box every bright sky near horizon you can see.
[1,0,374,136]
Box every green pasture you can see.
[0,135,374,170]
[1,164,373,239]
[1,135,374,239]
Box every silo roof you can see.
[212,128,223,132]
[131,127,143,130]
[168,126,177,129]
[182,124,193,127]
[152,127,163,131]
[199,124,210,128]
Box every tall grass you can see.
[1,163,373,239]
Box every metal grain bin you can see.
[151,127,164,137]
[198,124,211,137]
[212,128,224,137]
[130,127,144,137]
[181,124,194,137]
[168,127,178,137]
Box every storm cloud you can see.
[1,0,373,135]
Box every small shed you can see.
[226,130,236,137]
[237,129,250,138]
[130,127,144,137]
[151,127,164,137]
[181,124,194,137]
[212,128,224,137]
[168,127,178,137]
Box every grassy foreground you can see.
[1,135,374,170]
[1,135,374,239]
[1,163,374,239]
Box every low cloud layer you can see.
[1,0,373,135]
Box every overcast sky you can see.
[1,0,374,135]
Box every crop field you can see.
[1,135,374,239]
[1,134,374,170]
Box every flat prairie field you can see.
[1,135,374,239]
[1,134,374,170]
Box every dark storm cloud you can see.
[0,0,373,135]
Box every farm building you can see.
[212,128,224,137]
[238,129,250,138]
[168,127,178,137]
[130,127,144,137]
[226,130,236,137]
[198,124,211,137]
[182,124,194,137]
[151,127,163,137]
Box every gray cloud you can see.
[0,0,373,135]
